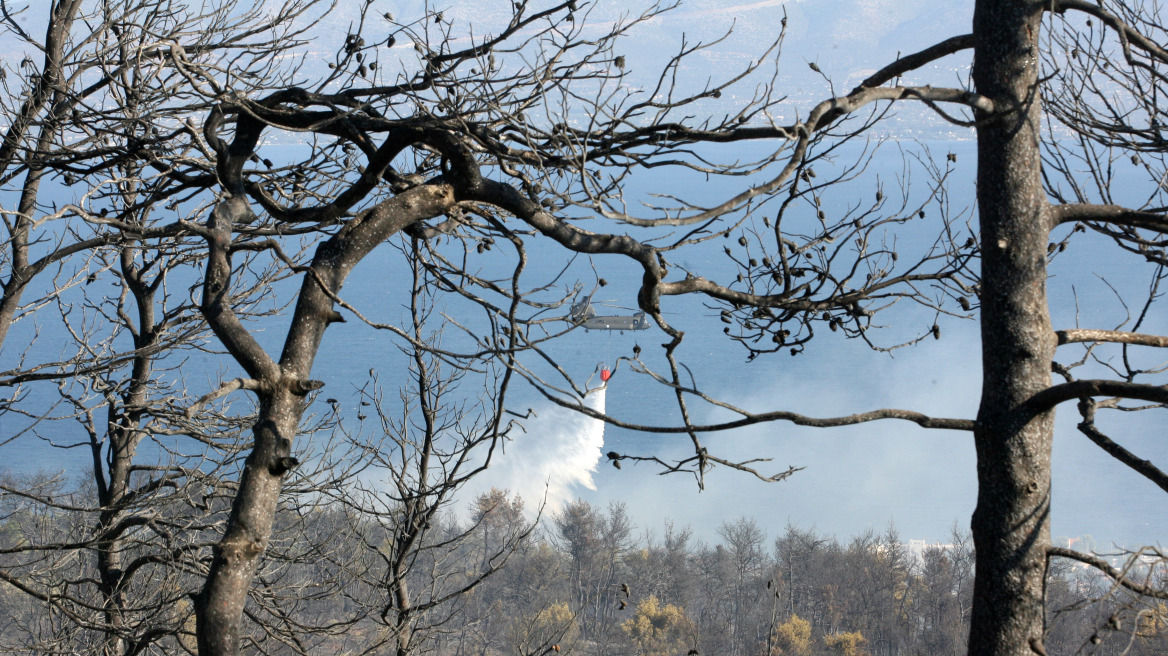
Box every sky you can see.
[426,0,1168,549]
[1,0,1164,552]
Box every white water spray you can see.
[463,385,607,516]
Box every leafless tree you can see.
[172,0,1168,650]
[279,249,536,656]
[118,0,803,651]
[506,2,1167,655]
[0,0,339,653]
[2,0,1165,654]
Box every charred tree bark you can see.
[970,1,1055,655]
[195,389,302,656]
[193,154,457,651]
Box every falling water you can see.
[461,385,608,517]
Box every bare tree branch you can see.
[1057,328,1168,347]
[1051,203,1168,233]
[1049,546,1168,600]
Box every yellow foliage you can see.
[510,601,578,655]
[174,597,197,651]
[537,601,575,627]
[823,631,869,656]
[621,595,697,656]
[769,614,812,656]
[1136,602,1168,637]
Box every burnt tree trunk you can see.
[195,389,303,655]
[194,179,456,654]
[970,1,1055,655]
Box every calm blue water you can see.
[1,139,1165,549]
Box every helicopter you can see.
[568,291,650,333]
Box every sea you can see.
[1,138,1165,551]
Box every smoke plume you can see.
[461,387,607,516]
